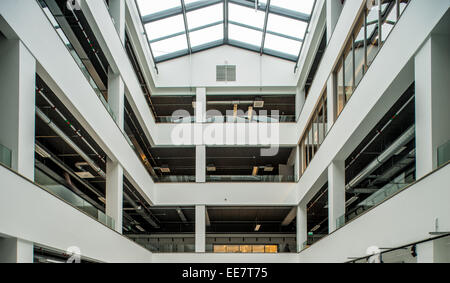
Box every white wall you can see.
[155,45,297,88]
[152,253,299,263]
[0,165,152,263]
[298,164,450,263]
[155,182,298,206]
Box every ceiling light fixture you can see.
[35,144,51,158]
[254,224,261,232]
[160,165,171,173]
[253,97,264,108]
[207,164,216,172]
[252,166,259,176]
[264,165,274,172]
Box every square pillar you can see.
[296,87,306,120]
[0,238,33,263]
[107,67,125,130]
[196,145,206,183]
[195,205,206,253]
[326,0,344,43]
[417,237,450,263]
[296,202,307,252]
[328,160,346,233]
[414,35,450,179]
[327,74,337,132]
[0,39,36,179]
[195,88,206,123]
[106,158,123,233]
[108,0,126,43]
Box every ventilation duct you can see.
[216,65,236,82]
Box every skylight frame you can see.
[136,0,316,63]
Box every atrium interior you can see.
[0,0,449,264]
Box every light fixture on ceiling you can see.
[254,224,261,232]
[136,225,145,232]
[159,165,171,173]
[346,196,359,206]
[264,165,274,172]
[98,196,106,204]
[310,224,321,232]
[207,164,216,172]
[253,97,264,108]
[35,144,51,158]
[252,166,259,176]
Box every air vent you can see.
[216,65,236,82]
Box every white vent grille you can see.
[216,65,236,82]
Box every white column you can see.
[195,88,206,123]
[196,145,206,183]
[108,67,125,130]
[417,237,450,263]
[414,35,450,179]
[106,158,123,233]
[326,0,344,43]
[327,74,337,132]
[108,0,126,43]
[0,238,33,263]
[195,205,206,253]
[296,202,307,252]
[328,160,346,233]
[295,87,305,120]
[0,39,36,180]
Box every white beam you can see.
[106,158,124,234]
[296,202,307,252]
[108,67,125,130]
[328,160,345,233]
[326,0,343,43]
[0,238,33,263]
[195,205,206,253]
[0,39,36,180]
[414,35,450,179]
[108,0,126,43]
[196,145,206,183]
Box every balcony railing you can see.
[34,168,115,230]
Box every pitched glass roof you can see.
[136,0,316,63]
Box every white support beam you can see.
[326,0,344,43]
[108,0,126,43]
[0,238,33,263]
[328,160,345,233]
[195,205,206,253]
[107,67,125,130]
[414,35,450,179]
[296,87,306,121]
[326,74,337,132]
[195,87,206,123]
[106,158,124,234]
[296,202,307,253]
[0,39,36,180]
[196,145,206,183]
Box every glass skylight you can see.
[137,0,317,63]
[186,3,223,30]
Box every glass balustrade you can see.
[0,143,12,168]
[34,168,115,230]
[438,140,450,167]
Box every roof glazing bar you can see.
[260,0,271,55]
[143,0,223,24]
[180,0,192,54]
[224,0,229,43]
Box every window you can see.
[332,0,410,119]
[213,244,278,253]
[300,91,328,175]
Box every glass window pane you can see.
[190,24,223,48]
[227,245,240,253]
[366,7,380,67]
[186,3,223,30]
[145,15,185,40]
[336,59,345,117]
[265,245,278,253]
[229,3,266,29]
[343,42,354,102]
[137,0,180,15]
[264,34,302,56]
[252,245,265,253]
[399,0,410,15]
[353,14,365,87]
[381,0,397,42]
[229,24,262,47]
[270,0,315,14]
[240,245,252,253]
[267,13,307,39]
[214,245,227,253]
[150,34,188,58]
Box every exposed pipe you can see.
[36,107,106,178]
[123,188,160,229]
[346,126,415,191]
